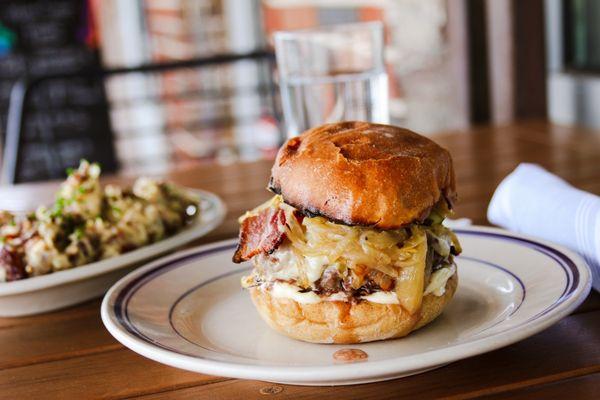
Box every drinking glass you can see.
[274,22,389,138]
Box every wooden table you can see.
[1,121,599,399]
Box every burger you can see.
[233,121,461,344]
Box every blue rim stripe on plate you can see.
[168,266,251,356]
[456,230,578,322]
[112,229,582,357]
[459,255,526,320]
[113,244,234,355]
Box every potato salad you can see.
[0,161,199,282]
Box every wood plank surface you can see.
[484,373,600,400]
[113,311,600,400]
[0,121,599,399]
[1,310,598,399]
[0,349,228,399]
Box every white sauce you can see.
[268,282,401,305]
[270,282,321,304]
[326,292,349,302]
[360,291,400,304]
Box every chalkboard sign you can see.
[0,0,117,183]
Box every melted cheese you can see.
[305,255,329,283]
[253,248,328,286]
[424,264,456,296]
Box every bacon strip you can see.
[232,208,287,263]
[0,247,27,281]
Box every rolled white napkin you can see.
[488,163,600,292]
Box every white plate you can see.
[101,226,591,386]
[0,189,226,317]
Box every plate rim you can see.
[0,188,226,296]
[101,226,592,384]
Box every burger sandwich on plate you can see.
[232,121,461,344]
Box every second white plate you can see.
[101,226,591,385]
[0,189,226,317]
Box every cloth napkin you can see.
[488,163,600,292]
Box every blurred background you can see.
[0,0,593,184]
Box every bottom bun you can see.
[249,273,458,344]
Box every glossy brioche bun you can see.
[249,273,457,344]
[269,121,456,229]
